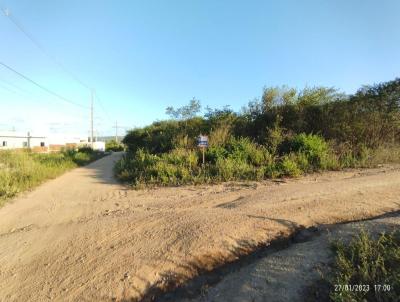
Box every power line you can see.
[91,90,94,147]
[1,5,91,91]
[0,76,35,96]
[0,4,118,137]
[0,78,97,122]
[95,93,113,124]
[0,78,50,105]
[0,78,74,118]
[0,61,88,109]
[0,81,17,94]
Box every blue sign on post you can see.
[197,135,208,165]
[197,135,209,147]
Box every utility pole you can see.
[91,89,94,148]
[113,122,129,143]
[27,131,31,149]
[115,120,118,143]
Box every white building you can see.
[92,141,106,152]
[0,131,47,150]
[79,138,106,152]
[0,131,107,152]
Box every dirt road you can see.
[181,212,400,302]
[0,153,399,301]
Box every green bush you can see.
[288,133,330,169]
[225,137,272,167]
[206,145,229,164]
[209,124,232,147]
[211,137,274,181]
[215,157,253,181]
[72,152,91,165]
[77,146,94,154]
[106,140,124,152]
[115,148,201,186]
[329,230,400,302]
[280,154,302,177]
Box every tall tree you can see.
[166,98,201,120]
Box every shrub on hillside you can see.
[224,137,273,167]
[115,148,201,186]
[209,138,274,181]
[209,124,232,147]
[329,230,400,301]
[282,133,339,170]
[215,157,256,181]
[71,152,92,166]
[77,146,94,154]
[123,117,209,154]
[106,140,124,152]
[280,154,302,177]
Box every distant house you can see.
[80,138,106,152]
[0,131,47,150]
[92,141,106,152]
[0,131,101,152]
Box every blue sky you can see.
[1,0,399,137]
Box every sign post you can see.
[197,135,209,166]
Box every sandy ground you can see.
[181,213,400,302]
[0,153,400,301]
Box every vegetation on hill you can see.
[116,78,400,187]
[0,148,104,205]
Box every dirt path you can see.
[0,153,400,301]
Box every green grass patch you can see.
[106,139,124,152]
